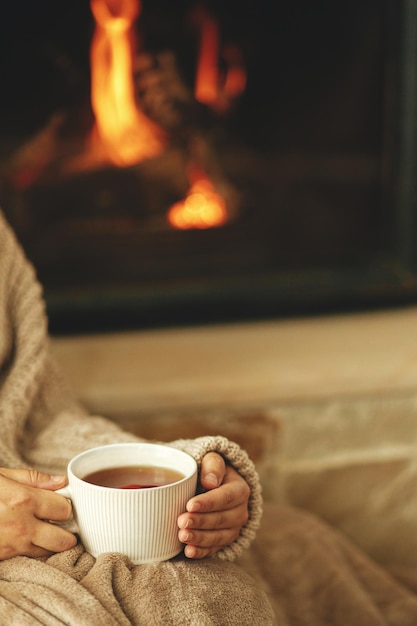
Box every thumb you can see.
[0,467,67,490]
[200,452,226,490]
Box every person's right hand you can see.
[0,468,77,560]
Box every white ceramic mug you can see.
[57,442,198,564]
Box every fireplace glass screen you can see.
[0,0,414,333]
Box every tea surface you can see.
[83,465,185,489]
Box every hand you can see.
[0,468,77,560]
[177,452,250,559]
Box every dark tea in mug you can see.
[82,465,185,489]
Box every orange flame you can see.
[194,11,220,106]
[89,0,164,166]
[167,171,228,230]
[222,43,247,99]
[193,6,246,112]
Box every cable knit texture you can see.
[0,211,273,625]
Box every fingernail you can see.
[185,545,197,559]
[188,501,201,512]
[51,475,65,483]
[179,530,193,542]
[178,516,193,529]
[204,472,219,487]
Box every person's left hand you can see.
[177,452,250,558]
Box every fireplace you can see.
[0,0,415,333]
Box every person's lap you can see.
[0,543,275,626]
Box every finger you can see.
[184,545,219,559]
[180,527,240,558]
[25,545,55,559]
[187,474,249,514]
[0,468,67,491]
[32,520,77,554]
[0,518,77,560]
[184,541,237,559]
[2,542,53,560]
[199,453,226,490]
[0,478,73,524]
[36,492,73,523]
[178,501,248,530]
[13,487,73,523]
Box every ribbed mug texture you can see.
[62,443,198,563]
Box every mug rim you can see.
[67,442,198,492]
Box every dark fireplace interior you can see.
[0,0,415,334]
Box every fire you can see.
[167,170,228,230]
[222,43,247,99]
[193,6,247,112]
[194,10,219,106]
[89,0,164,166]
[88,1,234,230]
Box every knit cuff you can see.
[169,435,263,561]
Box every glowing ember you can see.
[167,175,228,230]
[89,0,164,166]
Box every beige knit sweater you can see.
[0,210,273,625]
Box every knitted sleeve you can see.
[0,210,262,563]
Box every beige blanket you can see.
[2,208,417,625]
